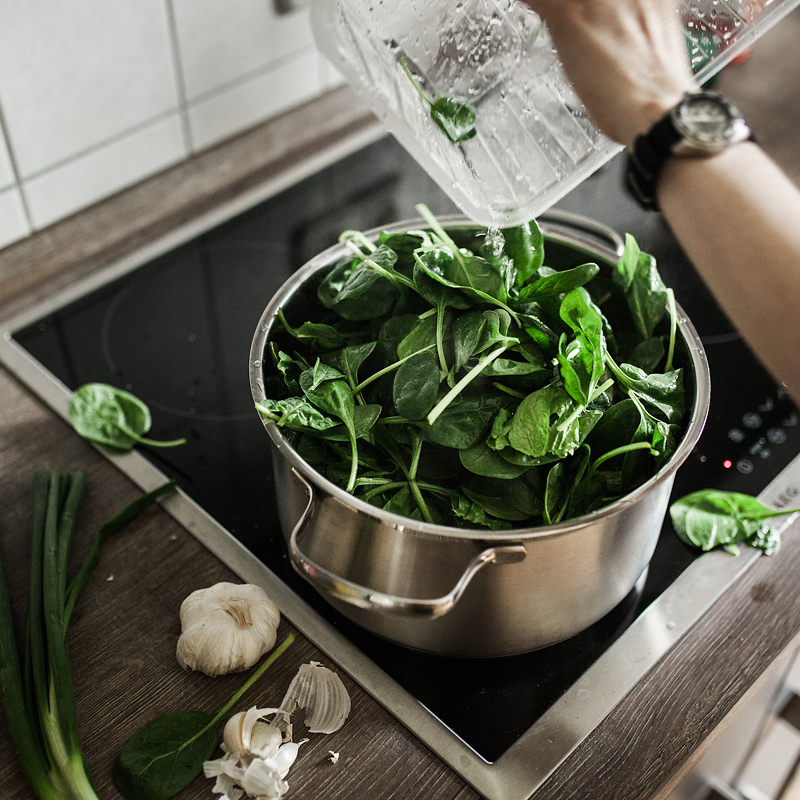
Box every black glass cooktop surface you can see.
[10,136,800,764]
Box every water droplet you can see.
[484,226,505,257]
[253,360,261,368]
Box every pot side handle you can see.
[288,469,526,619]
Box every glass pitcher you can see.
[312,0,799,226]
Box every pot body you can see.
[251,211,710,657]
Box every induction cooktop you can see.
[3,132,800,800]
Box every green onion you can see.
[0,469,175,799]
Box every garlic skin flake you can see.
[279,661,351,734]
[177,582,280,677]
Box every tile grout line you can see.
[164,0,195,155]
[19,109,186,186]
[187,42,320,109]
[0,94,34,232]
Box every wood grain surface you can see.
[3,11,800,798]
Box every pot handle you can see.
[287,469,526,618]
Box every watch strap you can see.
[626,113,683,210]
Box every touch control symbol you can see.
[742,413,762,429]
[728,428,745,443]
[767,428,787,444]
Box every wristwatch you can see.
[626,90,753,210]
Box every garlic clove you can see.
[222,711,247,755]
[274,742,300,778]
[223,707,285,758]
[176,582,280,677]
[249,722,284,761]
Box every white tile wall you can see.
[187,49,323,151]
[0,1,336,251]
[171,0,315,101]
[24,114,187,229]
[0,0,180,177]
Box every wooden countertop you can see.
[3,23,800,797]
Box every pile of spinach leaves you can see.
[258,206,689,531]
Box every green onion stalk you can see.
[0,468,174,799]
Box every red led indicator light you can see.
[723,459,732,469]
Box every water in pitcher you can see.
[312,0,800,226]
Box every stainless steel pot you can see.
[250,210,710,657]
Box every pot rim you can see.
[250,210,711,542]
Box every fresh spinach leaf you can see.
[451,495,509,529]
[276,308,349,351]
[397,313,441,360]
[400,58,477,143]
[543,462,567,524]
[608,357,685,423]
[459,441,530,479]
[114,711,217,800]
[557,288,607,406]
[270,345,304,394]
[69,383,186,450]
[414,248,516,319]
[502,218,545,289]
[320,403,382,442]
[670,490,800,555]
[508,385,601,461]
[393,351,441,420]
[462,485,531,522]
[256,397,338,431]
[323,342,378,390]
[430,96,478,143]
[613,234,669,339]
[377,230,433,278]
[418,391,506,450]
[300,362,360,491]
[627,337,666,373]
[317,248,399,320]
[518,263,600,302]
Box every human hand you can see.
[519,0,698,148]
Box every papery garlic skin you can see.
[177,582,280,677]
[279,661,351,734]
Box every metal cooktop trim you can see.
[2,129,798,800]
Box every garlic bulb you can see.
[176,582,280,677]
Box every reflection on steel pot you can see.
[249,210,710,658]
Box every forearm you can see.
[659,141,800,399]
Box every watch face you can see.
[676,94,733,142]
